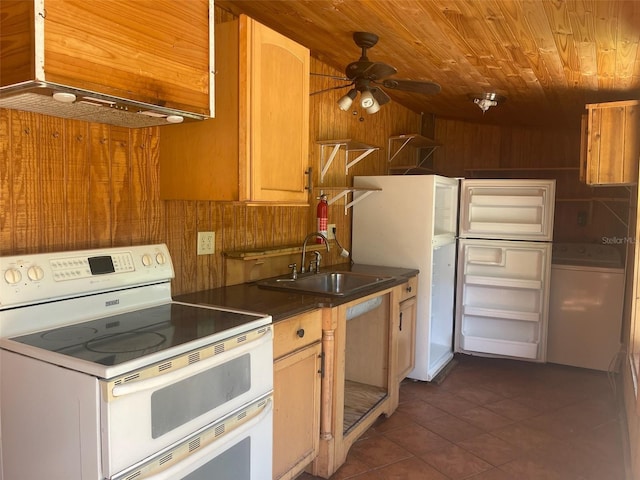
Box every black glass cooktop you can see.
[11,303,264,367]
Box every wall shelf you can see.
[387,134,440,175]
[316,186,381,215]
[317,139,379,183]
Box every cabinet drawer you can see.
[273,310,322,359]
[399,276,418,302]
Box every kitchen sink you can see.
[256,271,394,297]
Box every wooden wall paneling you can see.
[110,127,132,246]
[88,123,112,247]
[39,115,66,251]
[130,127,150,245]
[64,119,90,249]
[11,111,40,254]
[181,201,198,294]
[0,109,12,254]
[146,127,165,244]
[163,201,185,294]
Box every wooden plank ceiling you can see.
[217,0,640,128]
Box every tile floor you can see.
[298,354,628,480]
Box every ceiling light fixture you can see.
[470,92,506,113]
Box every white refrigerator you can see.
[352,175,555,382]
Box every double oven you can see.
[0,244,273,480]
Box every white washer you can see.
[547,243,625,371]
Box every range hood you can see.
[0,81,209,128]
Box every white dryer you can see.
[547,243,625,371]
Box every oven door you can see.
[112,394,273,480]
[102,325,273,476]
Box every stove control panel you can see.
[0,244,174,308]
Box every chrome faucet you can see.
[300,232,330,273]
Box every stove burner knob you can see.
[156,253,166,265]
[27,265,44,281]
[142,254,153,266]
[4,268,22,285]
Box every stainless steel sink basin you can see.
[257,271,394,297]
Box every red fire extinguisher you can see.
[316,194,328,243]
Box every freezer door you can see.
[454,239,551,361]
[459,179,555,241]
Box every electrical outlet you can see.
[327,224,336,240]
[197,231,215,255]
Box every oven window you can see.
[151,354,251,438]
[184,438,250,480]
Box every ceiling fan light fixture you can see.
[365,97,381,114]
[338,89,357,111]
[359,90,376,109]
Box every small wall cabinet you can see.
[0,0,213,116]
[580,100,640,186]
[273,310,322,480]
[160,14,310,204]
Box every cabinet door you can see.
[273,343,321,480]
[243,16,310,203]
[584,100,640,186]
[43,0,213,115]
[397,296,416,381]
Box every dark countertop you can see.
[175,263,419,322]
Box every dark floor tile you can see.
[484,398,540,421]
[382,423,453,455]
[419,412,485,442]
[454,406,513,431]
[348,434,413,470]
[373,457,449,480]
[420,444,493,479]
[457,433,522,466]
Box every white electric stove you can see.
[0,244,273,480]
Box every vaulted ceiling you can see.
[217,0,640,128]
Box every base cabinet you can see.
[273,310,322,480]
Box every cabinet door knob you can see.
[406,286,412,293]
[297,328,305,338]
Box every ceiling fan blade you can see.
[361,62,397,80]
[310,82,354,96]
[371,87,391,106]
[381,79,441,95]
[346,61,397,80]
[310,72,350,81]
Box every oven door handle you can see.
[111,327,272,398]
[140,397,273,480]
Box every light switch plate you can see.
[197,231,215,255]
[327,224,336,240]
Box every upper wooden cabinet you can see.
[580,100,640,186]
[159,15,311,204]
[0,0,213,116]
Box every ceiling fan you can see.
[312,31,441,114]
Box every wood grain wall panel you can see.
[0,109,12,253]
[88,123,112,247]
[39,115,66,251]
[11,111,40,254]
[64,120,90,249]
[110,127,132,246]
[181,201,198,294]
